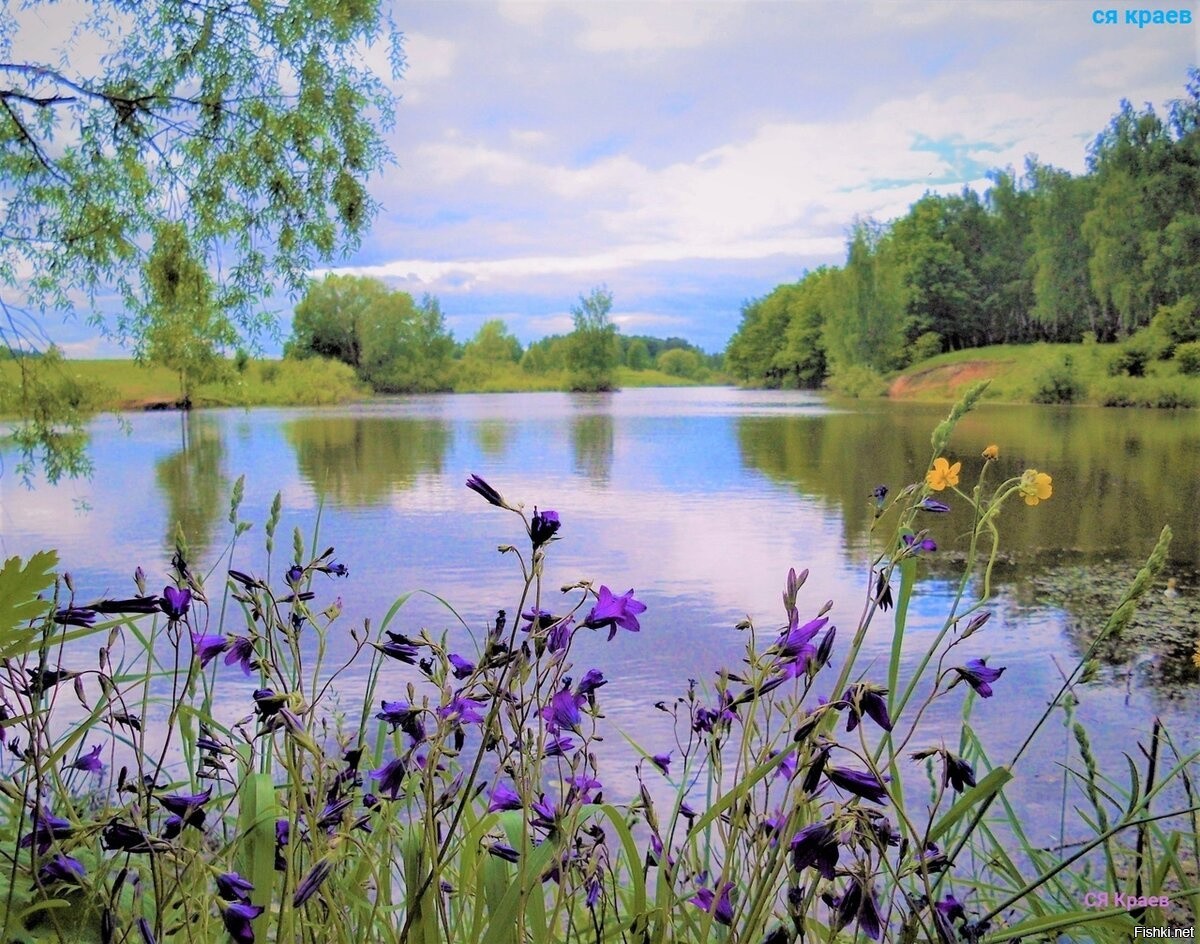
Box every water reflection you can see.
[285,416,451,504]
[736,402,1200,566]
[154,412,226,556]
[473,420,512,457]
[570,396,615,483]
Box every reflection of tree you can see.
[285,417,451,506]
[474,420,512,457]
[736,404,1200,567]
[570,398,613,483]
[155,412,226,556]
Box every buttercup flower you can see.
[982,444,1000,460]
[925,457,961,491]
[1019,469,1053,506]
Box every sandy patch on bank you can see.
[889,360,1008,399]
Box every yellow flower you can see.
[982,444,999,460]
[1193,648,1200,670]
[1019,469,1053,506]
[925,457,961,491]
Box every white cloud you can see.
[574,4,738,53]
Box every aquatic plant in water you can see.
[0,381,1195,943]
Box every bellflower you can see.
[530,507,561,549]
[137,917,156,944]
[919,498,951,513]
[575,669,607,698]
[92,596,162,615]
[826,767,889,803]
[447,653,475,680]
[71,744,103,773]
[293,859,334,906]
[465,473,506,508]
[543,735,575,757]
[286,565,304,585]
[53,606,97,627]
[101,821,154,853]
[488,842,519,863]
[871,484,889,517]
[902,534,938,554]
[583,586,647,640]
[542,689,583,732]
[650,752,672,775]
[159,786,211,829]
[831,876,883,941]
[36,853,86,886]
[437,694,487,726]
[487,781,522,813]
[790,821,839,879]
[844,683,894,733]
[944,753,977,793]
[221,900,264,943]
[253,688,288,719]
[216,872,255,903]
[376,700,418,731]
[371,756,407,799]
[875,571,894,611]
[690,882,735,926]
[953,658,1006,698]
[160,586,191,621]
[224,637,256,676]
[373,631,421,664]
[191,632,229,668]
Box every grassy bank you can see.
[884,342,1200,406]
[0,357,720,417]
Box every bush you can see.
[1031,358,1084,403]
[906,331,944,365]
[1175,340,1200,376]
[824,364,888,398]
[1108,330,1167,377]
[1152,295,1200,346]
[1093,376,1198,408]
[1092,376,1139,407]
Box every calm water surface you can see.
[2,387,1198,842]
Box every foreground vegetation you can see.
[1,386,1195,943]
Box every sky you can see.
[15,0,1200,356]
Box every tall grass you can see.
[0,382,1196,943]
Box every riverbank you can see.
[0,356,718,415]
[884,342,1200,406]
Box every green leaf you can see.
[236,773,278,912]
[928,766,1013,844]
[0,551,58,653]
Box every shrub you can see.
[824,364,888,398]
[906,331,944,364]
[1031,358,1084,403]
[1175,340,1200,376]
[260,361,280,384]
[1108,330,1167,377]
[1093,376,1138,407]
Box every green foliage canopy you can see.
[566,286,618,392]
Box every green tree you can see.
[625,338,651,370]
[289,274,389,366]
[725,294,792,386]
[1028,163,1100,341]
[823,220,907,372]
[656,348,702,378]
[463,319,522,364]
[0,0,401,478]
[140,222,236,405]
[566,287,619,392]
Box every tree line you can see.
[725,71,1200,389]
[287,281,721,393]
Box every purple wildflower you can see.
[575,669,607,698]
[160,586,191,621]
[488,841,519,863]
[650,752,671,775]
[466,474,506,508]
[543,735,575,757]
[158,787,211,828]
[437,694,487,726]
[935,893,966,923]
[190,632,229,668]
[542,689,583,732]
[293,859,334,906]
[771,750,798,781]
[92,596,162,615]
[530,507,561,549]
[919,498,951,513]
[875,571,894,611]
[583,586,647,640]
[447,653,475,680]
[845,684,893,733]
[70,744,103,773]
[953,659,1006,698]
[137,917,156,944]
[487,781,522,813]
[566,773,602,802]
[826,767,889,803]
[831,876,883,941]
[222,900,264,942]
[690,882,735,926]
[224,637,256,676]
[370,757,407,799]
[101,821,153,853]
[286,565,304,585]
[53,606,97,627]
[790,822,839,879]
[216,872,255,903]
[774,615,827,676]
[944,754,977,793]
[36,853,86,886]
[253,688,287,718]
[902,534,937,554]
[872,484,889,516]
[373,631,421,664]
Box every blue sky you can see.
[23,1,1200,356]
